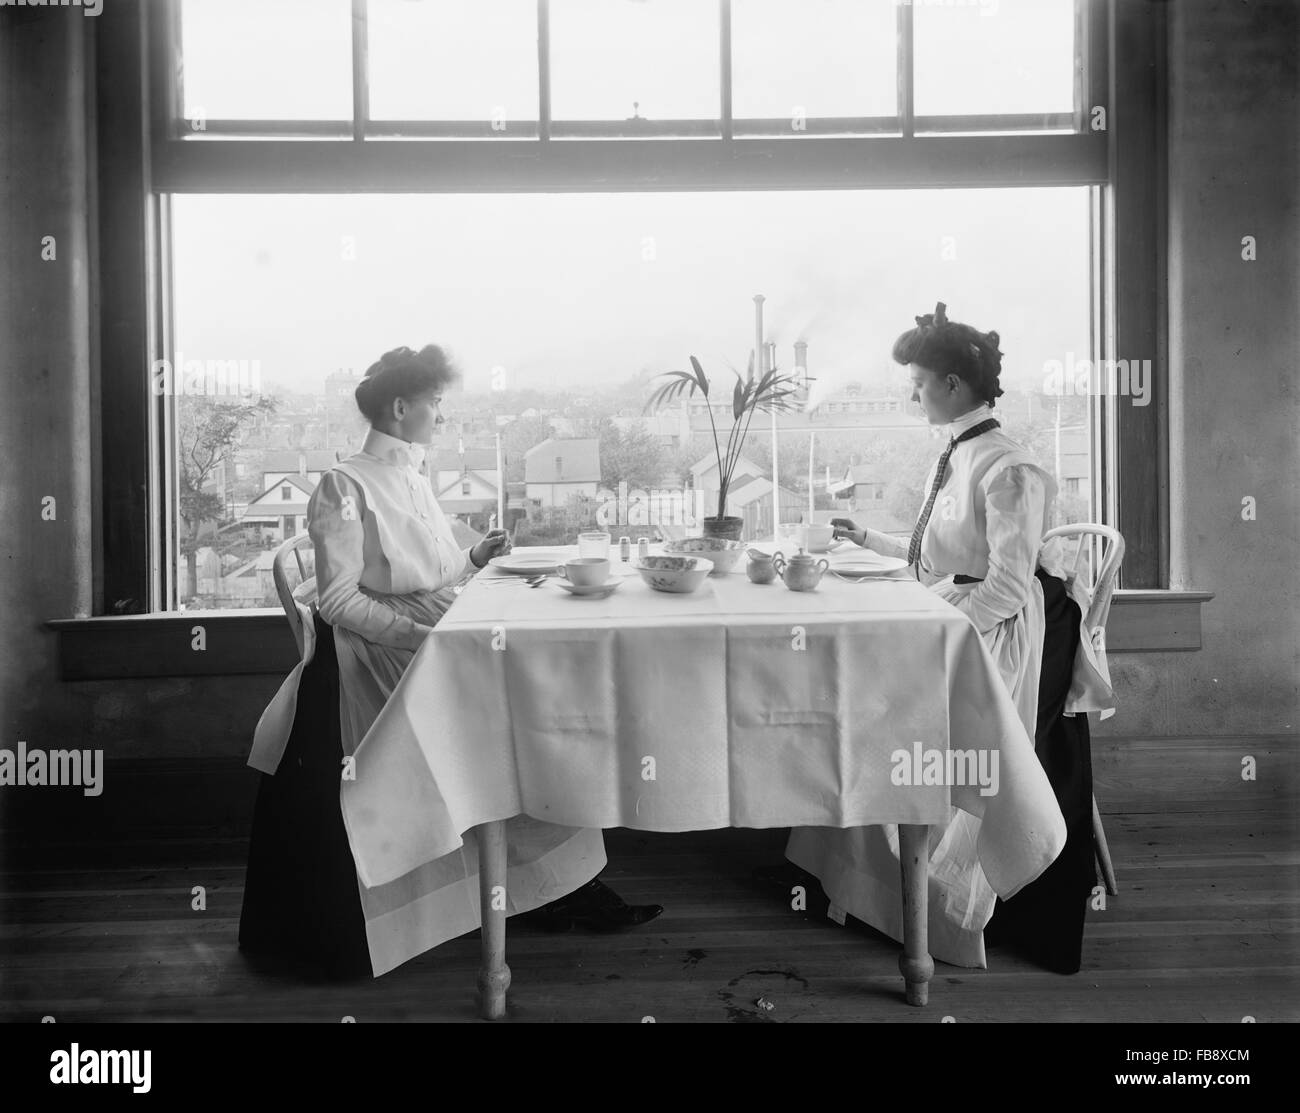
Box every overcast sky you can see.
[172,0,1086,401]
[173,187,1090,400]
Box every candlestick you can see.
[495,432,505,529]
[808,431,816,522]
[754,295,777,537]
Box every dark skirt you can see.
[983,569,1097,973]
[238,612,373,978]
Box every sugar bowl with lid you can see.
[772,547,830,592]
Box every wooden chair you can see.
[271,533,317,658]
[1041,523,1124,896]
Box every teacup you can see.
[801,524,836,553]
[556,557,609,588]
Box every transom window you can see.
[170,0,1086,140]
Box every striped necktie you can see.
[906,418,1000,566]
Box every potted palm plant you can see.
[646,354,803,541]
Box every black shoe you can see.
[529,878,663,933]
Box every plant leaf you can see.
[643,370,701,414]
[689,355,709,398]
[732,375,745,422]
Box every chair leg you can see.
[1092,793,1118,896]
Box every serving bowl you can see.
[635,555,714,594]
[662,536,743,576]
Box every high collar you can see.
[361,427,426,471]
[944,403,994,441]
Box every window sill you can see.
[48,591,1213,681]
[48,609,298,680]
[1106,590,1214,652]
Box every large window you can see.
[167,187,1092,610]
[99,0,1174,616]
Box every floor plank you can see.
[2,734,1297,1023]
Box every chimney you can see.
[794,340,808,387]
[298,451,307,477]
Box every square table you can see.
[341,546,1065,1017]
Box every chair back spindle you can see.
[271,533,317,658]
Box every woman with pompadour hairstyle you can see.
[240,344,660,980]
[783,303,1103,975]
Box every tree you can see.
[665,433,716,486]
[748,433,818,503]
[499,414,555,483]
[880,437,937,527]
[577,417,667,491]
[177,395,278,602]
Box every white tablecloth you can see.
[340,551,1065,901]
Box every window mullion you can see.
[538,0,551,141]
[351,0,369,141]
[720,0,732,141]
[152,195,178,614]
[1085,0,1108,133]
[154,0,183,144]
[897,0,914,137]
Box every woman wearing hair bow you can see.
[782,304,1099,975]
[240,345,661,980]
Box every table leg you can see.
[897,823,934,1007]
[475,820,511,1020]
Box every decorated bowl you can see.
[635,555,715,594]
[662,536,744,575]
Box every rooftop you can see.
[261,449,340,475]
[524,438,601,484]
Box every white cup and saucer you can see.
[554,557,622,598]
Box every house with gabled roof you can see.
[525,438,601,508]
[435,468,500,516]
[241,473,314,540]
[260,448,340,492]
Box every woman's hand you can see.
[471,529,512,569]
[830,517,867,548]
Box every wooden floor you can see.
[2,736,1297,1023]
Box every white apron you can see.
[249,457,605,977]
[786,441,1059,968]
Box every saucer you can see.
[555,580,621,598]
[489,551,567,575]
[829,556,909,578]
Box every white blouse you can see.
[867,405,1054,636]
[309,428,477,650]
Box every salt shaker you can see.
[637,537,650,561]
[619,536,631,562]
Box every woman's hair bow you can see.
[914,301,948,329]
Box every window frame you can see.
[163,0,1090,144]
[95,0,1166,621]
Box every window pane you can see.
[367,0,539,123]
[913,0,1076,119]
[732,0,896,121]
[180,0,353,122]
[167,189,1090,610]
[549,0,719,122]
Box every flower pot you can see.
[702,516,744,542]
